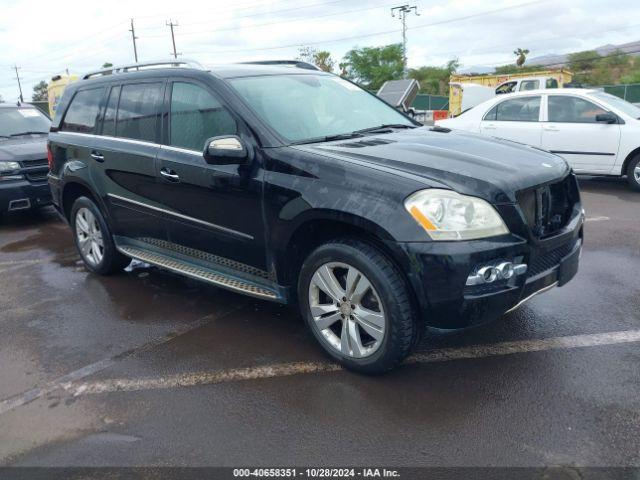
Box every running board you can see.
[117,245,282,301]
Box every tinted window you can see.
[483,104,498,121]
[495,96,540,122]
[548,96,608,123]
[61,88,104,133]
[116,83,162,142]
[520,80,539,91]
[102,85,121,137]
[170,82,237,151]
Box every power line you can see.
[139,0,397,39]
[182,0,548,55]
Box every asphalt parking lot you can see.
[0,177,638,468]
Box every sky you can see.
[0,0,638,103]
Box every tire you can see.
[70,196,130,274]
[298,238,417,374]
[626,155,640,191]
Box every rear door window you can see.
[495,96,541,122]
[116,83,162,142]
[169,82,237,151]
[61,88,105,134]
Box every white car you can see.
[436,89,640,190]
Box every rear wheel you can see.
[70,196,130,274]
[626,155,640,191]
[298,239,417,373]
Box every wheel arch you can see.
[622,146,640,175]
[274,211,410,295]
[61,180,104,222]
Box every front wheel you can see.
[626,155,640,191]
[70,196,130,274]
[298,239,417,374]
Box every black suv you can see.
[48,60,583,373]
[0,103,52,216]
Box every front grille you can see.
[528,240,576,278]
[517,175,578,239]
[25,172,48,182]
[20,158,48,167]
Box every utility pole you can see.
[166,20,180,59]
[129,18,139,63]
[12,65,23,103]
[391,5,419,78]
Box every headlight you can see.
[0,161,20,172]
[404,189,509,240]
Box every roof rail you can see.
[82,59,205,80]
[239,60,321,71]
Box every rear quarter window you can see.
[60,88,105,134]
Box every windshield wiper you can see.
[291,132,365,145]
[9,131,49,137]
[353,123,417,135]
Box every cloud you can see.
[0,0,638,102]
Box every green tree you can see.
[567,50,601,72]
[513,48,530,67]
[297,46,335,72]
[341,44,404,90]
[32,80,48,102]
[408,60,458,95]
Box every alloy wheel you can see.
[75,207,105,267]
[308,262,386,358]
[634,165,640,183]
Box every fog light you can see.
[477,266,498,283]
[496,262,514,279]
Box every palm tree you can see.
[514,48,530,67]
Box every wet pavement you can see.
[0,177,638,467]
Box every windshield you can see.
[229,74,414,143]
[0,107,51,138]
[589,91,640,119]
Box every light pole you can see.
[391,5,419,79]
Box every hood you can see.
[0,136,48,162]
[295,127,570,204]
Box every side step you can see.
[117,245,281,301]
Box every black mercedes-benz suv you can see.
[0,103,52,216]
[48,60,583,373]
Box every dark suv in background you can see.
[0,103,51,216]
[48,60,583,373]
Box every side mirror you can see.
[595,112,617,124]
[203,135,248,164]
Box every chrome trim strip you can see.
[506,281,558,314]
[107,193,253,240]
[160,145,202,156]
[52,131,158,148]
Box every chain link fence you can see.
[602,84,640,105]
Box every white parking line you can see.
[0,305,244,416]
[61,329,640,397]
[585,216,610,222]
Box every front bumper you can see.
[398,208,583,329]
[0,179,52,213]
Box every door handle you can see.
[90,151,104,162]
[160,167,180,182]
[543,125,559,131]
[483,124,496,130]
